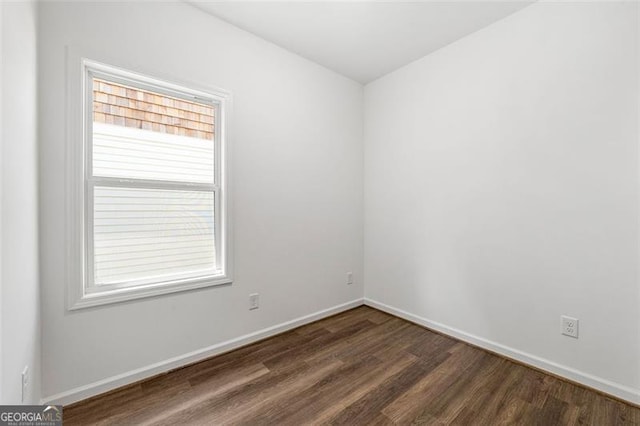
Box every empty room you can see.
[1,0,640,424]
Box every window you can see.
[67,55,231,309]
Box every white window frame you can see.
[66,49,232,310]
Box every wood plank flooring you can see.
[63,306,640,425]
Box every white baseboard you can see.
[364,298,640,406]
[41,298,364,406]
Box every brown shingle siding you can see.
[93,78,214,140]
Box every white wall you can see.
[364,2,640,402]
[0,1,4,404]
[38,1,363,402]
[1,0,40,404]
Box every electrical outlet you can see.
[346,272,353,285]
[249,293,259,310]
[561,315,579,338]
[21,366,29,403]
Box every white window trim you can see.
[66,48,233,310]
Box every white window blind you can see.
[93,123,215,184]
[93,185,216,286]
[90,119,219,288]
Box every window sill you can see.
[68,275,233,310]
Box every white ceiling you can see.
[189,1,532,84]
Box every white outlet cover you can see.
[561,315,579,338]
[21,366,29,403]
[346,272,353,285]
[249,293,259,310]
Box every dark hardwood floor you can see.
[64,306,640,425]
